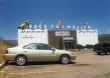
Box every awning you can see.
[63,37,74,40]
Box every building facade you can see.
[18,22,98,49]
[48,30,76,49]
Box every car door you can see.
[38,43,59,61]
[23,43,40,61]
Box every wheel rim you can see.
[16,56,26,65]
[106,52,109,55]
[61,56,69,64]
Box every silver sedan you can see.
[5,43,76,66]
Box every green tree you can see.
[75,44,84,49]
[85,44,94,49]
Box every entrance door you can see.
[63,36,74,50]
[64,41,72,49]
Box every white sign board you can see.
[18,29,48,45]
[55,31,70,36]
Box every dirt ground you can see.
[5,51,110,78]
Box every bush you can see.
[75,44,84,49]
[85,44,94,49]
[0,39,10,64]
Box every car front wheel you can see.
[60,55,70,64]
[15,55,27,66]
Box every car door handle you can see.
[24,51,27,52]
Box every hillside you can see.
[5,40,18,47]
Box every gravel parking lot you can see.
[5,51,110,78]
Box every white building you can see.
[18,21,98,49]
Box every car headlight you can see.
[71,52,75,55]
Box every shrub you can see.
[75,44,84,49]
[85,44,94,49]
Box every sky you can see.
[0,0,110,40]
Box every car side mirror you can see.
[51,48,55,52]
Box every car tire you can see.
[15,55,27,66]
[105,52,109,55]
[5,60,9,66]
[97,52,101,55]
[60,55,70,64]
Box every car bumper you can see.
[70,55,76,60]
[5,54,17,61]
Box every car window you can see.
[23,43,38,50]
[38,44,52,50]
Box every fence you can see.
[80,48,93,52]
[0,45,8,64]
